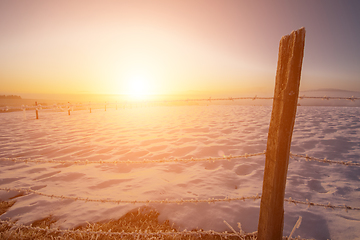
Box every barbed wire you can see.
[0,187,261,204]
[284,197,360,211]
[1,187,359,211]
[2,95,359,112]
[298,95,360,101]
[2,151,358,167]
[0,152,266,165]
[290,153,360,166]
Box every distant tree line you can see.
[0,95,22,99]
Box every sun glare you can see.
[126,74,152,101]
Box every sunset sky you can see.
[1,0,359,100]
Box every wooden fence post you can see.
[35,101,39,119]
[257,27,305,240]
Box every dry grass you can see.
[0,200,16,215]
[0,201,257,239]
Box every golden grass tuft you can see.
[1,201,254,239]
[0,200,16,215]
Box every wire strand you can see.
[4,95,359,112]
[0,152,265,165]
[0,187,261,204]
[290,153,360,166]
[1,187,359,211]
[285,197,360,211]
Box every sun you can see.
[126,74,152,101]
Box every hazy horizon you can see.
[2,87,360,102]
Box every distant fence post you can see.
[35,101,39,119]
[258,27,305,240]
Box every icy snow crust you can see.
[0,105,359,240]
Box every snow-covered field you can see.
[0,105,359,240]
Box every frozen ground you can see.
[0,105,359,240]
